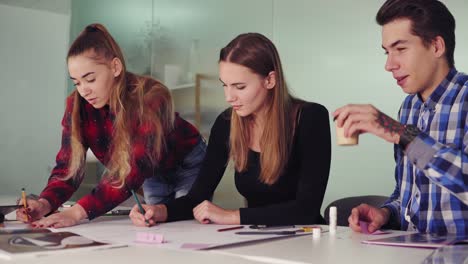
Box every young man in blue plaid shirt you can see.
[334,0,468,236]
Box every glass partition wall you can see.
[70,0,274,136]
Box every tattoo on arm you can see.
[375,111,404,135]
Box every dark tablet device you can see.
[0,205,21,219]
[362,233,467,249]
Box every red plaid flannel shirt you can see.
[40,89,200,219]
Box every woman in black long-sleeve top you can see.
[130,32,331,226]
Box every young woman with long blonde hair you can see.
[130,33,331,226]
[16,24,206,228]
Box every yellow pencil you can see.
[21,188,29,222]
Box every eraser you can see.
[312,227,321,239]
[360,221,371,234]
[135,232,164,244]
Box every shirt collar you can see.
[417,68,458,110]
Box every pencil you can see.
[217,226,244,232]
[130,189,150,225]
[21,188,29,222]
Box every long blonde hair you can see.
[65,23,174,187]
[220,33,299,185]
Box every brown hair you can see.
[376,0,456,68]
[220,33,300,185]
[65,23,174,187]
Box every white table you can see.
[219,227,433,264]
[0,217,435,264]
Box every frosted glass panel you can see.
[70,0,153,78]
[151,0,273,133]
[151,0,273,80]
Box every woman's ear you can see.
[110,57,123,77]
[265,71,276,90]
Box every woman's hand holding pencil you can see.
[129,203,168,227]
[16,194,52,223]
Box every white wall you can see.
[0,3,70,196]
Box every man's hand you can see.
[348,203,390,233]
[333,104,404,144]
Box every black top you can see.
[165,102,331,225]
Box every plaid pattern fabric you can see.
[384,68,468,236]
[40,84,200,219]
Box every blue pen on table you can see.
[130,189,150,225]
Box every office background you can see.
[1,0,467,212]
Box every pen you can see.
[236,227,315,235]
[131,189,150,225]
[21,188,29,222]
[249,225,295,230]
[236,231,297,235]
[217,226,244,232]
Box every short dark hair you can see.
[376,0,456,68]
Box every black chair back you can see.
[323,195,389,226]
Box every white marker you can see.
[329,206,337,235]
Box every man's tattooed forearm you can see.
[376,111,404,135]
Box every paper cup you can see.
[335,123,358,146]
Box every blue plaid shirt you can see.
[384,68,468,236]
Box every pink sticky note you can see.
[135,232,165,244]
[359,221,390,235]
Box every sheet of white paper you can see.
[59,218,310,250]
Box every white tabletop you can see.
[0,217,434,264]
[218,227,433,264]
